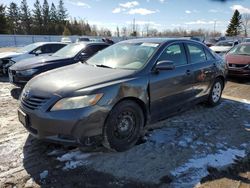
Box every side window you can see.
[187,43,206,64]
[40,44,52,53]
[158,43,187,66]
[51,44,66,52]
[88,45,108,55]
[205,48,215,61]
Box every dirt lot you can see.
[0,75,249,188]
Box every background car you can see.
[76,37,90,42]
[18,38,227,151]
[9,42,109,87]
[0,42,67,76]
[243,38,250,43]
[210,40,239,55]
[60,37,72,43]
[225,42,250,77]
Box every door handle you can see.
[186,70,191,75]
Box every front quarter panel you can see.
[75,75,150,110]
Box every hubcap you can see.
[115,111,135,140]
[212,82,222,103]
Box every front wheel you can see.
[103,100,144,152]
[207,78,223,106]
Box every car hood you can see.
[0,51,22,59]
[11,55,71,70]
[25,63,135,97]
[226,54,250,65]
[210,46,232,52]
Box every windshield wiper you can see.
[95,64,112,69]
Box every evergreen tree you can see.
[6,2,20,34]
[20,0,32,34]
[42,0,50,34]
[33,0,43,34]
[49,3,58,34]
[0,4,8,34]
[226,9,242,36]
[57,0,67,23]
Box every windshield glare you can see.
[228,44,250,55]
[86,42,159,70]
[17,43,40,53]
[52,43,85,58]
[216,41,234,47]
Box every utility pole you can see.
[133,18,135,33]
[214,20,217,34]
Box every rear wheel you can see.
[207,78,223,106]
[103,100,144,152]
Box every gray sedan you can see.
[18,38,227,151]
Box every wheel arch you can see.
[110,97,148,127]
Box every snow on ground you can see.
[50,99,250,186]
[39,170,48,180]
[171,148,246,186]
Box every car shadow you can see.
[0,76,9,83]
[22,135,154,187]
[200,154,250,185]
[10,87,22,100]
[227,76,250,85]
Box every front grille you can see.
[21,95,49,110]
[229,64,248,68]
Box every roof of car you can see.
[76,41,109,45]
[33,42,67,45]
[120,38,203,44]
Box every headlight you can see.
[17,69,38,76]
[51,94,103,111]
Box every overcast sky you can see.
[2,0,250,33]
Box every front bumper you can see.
[228,68,250,77]
[19,102,110,144]
[8,69,33,87]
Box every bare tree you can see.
[241,13,250,37]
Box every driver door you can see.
[149,43,195,120]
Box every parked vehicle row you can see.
[17,38,227,151]
[0,42,67,75]
[9,42,109,87]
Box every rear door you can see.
[149,42,195,120]
[184,42,216,98]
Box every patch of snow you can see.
[148,128,177,144]
[171,148,246,185]
[63,161,88,170]
[57,150,91,162]
[39,170,48,180]
[47,149,63,156]
[244,122,250,128]
[57,150,92,170]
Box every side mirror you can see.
[155,60,175,71]
[35,50,42,56]
[78,52,89,60]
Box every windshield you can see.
[17,43,40,53]
[86,42,159,70]
[216,41,234,47]
[228,44,250,56]
[52,43,85,58]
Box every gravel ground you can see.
[0,75,250,188]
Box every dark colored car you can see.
[18,38,227,151]
[9,42,109,87]
[0,42,67,76]
[225,42,250,77]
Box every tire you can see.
[207,78,223,107]
[103,100,144,152]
